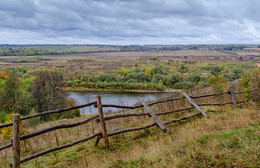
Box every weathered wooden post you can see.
[96,95,110,149]
[139,98,167,133]
[182,92,207,117]
[229,87,237,108]
[12,114,21,168]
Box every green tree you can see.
[30,71,66,121]
[0,72,30,115]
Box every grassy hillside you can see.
[1,102,258,168]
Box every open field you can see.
[0,49,259,73]
[244,47,260,51]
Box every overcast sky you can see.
[0,0,259,45]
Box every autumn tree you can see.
[31,70,67,121]
[0,71,30,115]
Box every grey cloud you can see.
[0,0,259,44]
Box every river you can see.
[68,91,174,114]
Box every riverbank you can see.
[64,87,181,93]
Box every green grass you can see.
[108,126,259,168]
[0,105,259,168]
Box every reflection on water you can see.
[68,91,175,114]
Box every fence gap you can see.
[139,98,167,133]
[12,114,21,168]
[182,92,207,117]
[96,95,110,149]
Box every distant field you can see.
[25,45,120,52]
[244,47,260,51]
[0,49,259,73]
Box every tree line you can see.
[66,63,247,91]
[0,48,73,56]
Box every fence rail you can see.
[100,89,256,109]
[0,101,97,129]
[0,88,257,168]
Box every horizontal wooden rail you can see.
[100,89,256,109]
[188,88,256,99]
[233,89,256,94]
[108,113,200,137]
[96,99,249,123]
[96,106,196,122]
[20,115,99,141]
[100,97,184,109]
[164,113,200,125]
[0,143,12,151]
[0,101,97,129]
[20,133,102,164]
[20,112,201,164]
[199,100,249,106]
[190,91,229,99]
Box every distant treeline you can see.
[0,48,73,56]
[0,44,257,56]
[0,46,187,56]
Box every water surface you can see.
[68,91,174,114]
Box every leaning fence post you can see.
[182,92,207,117]
[139,98,167,133]
[96,95,110,150]
[229,89,237,108]
[12,114,21,168]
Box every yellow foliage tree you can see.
[0,113,27,140]
[145,67,152,76]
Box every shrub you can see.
[211,67,222,76]
[149,56,158,60]
[0,113,27,140]
[54,98,80,119]
[0,111,8,123]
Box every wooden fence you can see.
[0,88,257,168]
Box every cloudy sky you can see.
[0,0,260,45]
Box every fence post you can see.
[139,98,167,133]
[182,92,207,117]
[230,91,237,108]
[229,87,237,108]
[12,114,20,168]
[96,95,110,149]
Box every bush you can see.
[0,113,27,140]
[155,85,165,91]
[173,82,183,89]
[0,111,8,123]
[149,56,158,60]
[54,98,80,119]
[211,67,222,76]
